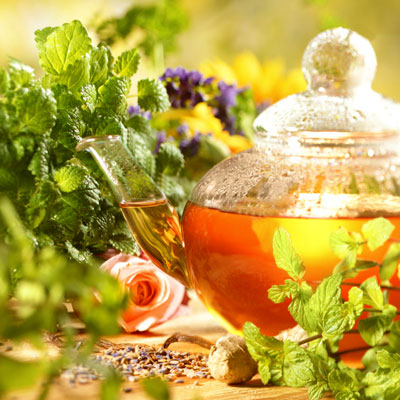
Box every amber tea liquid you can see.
[120,199,188,284]
[182,202,400,365]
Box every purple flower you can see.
[179,132,201,157]
[128,105,151,120]
[153,131,167,154]
[216,81,238,108]
[159,67,212,109]
[128,105,140,116]
[177,124,188,136]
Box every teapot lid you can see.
[254,28,400,138]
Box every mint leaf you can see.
[268,279,299,303]
[308,381,329,400]
[257,358,272,385]
[308,273,342,318]
[330,227,362,268]
[335,259,379,280]
[380,243,400,282]
[89,47,109,86]
[0,67,10,93]
[137,78,170,112]
[360,276,384,309]
[359,316,389,346]
[388,321,400,351]
[272,228,305,280]
[58,54,90,92]
[328,369,360,399]
[156,142,184,176]
[288,281,314,331]
[362,217,394,251]
[12,88,57,135]
[243,322,284,359]
[283,341,315,387]
[36,20,92,75]
[348,286,364,315]
[375,349,400,369]
[243,322,283,385]
[114,48,140,77]
[54,165,86,192]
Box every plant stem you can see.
[297,334,322,345]
[297,329,359,346]
[363,308,400,315]
[310,280,400,292]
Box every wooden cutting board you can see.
[6,293,333,400]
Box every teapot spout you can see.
[76,136,191,287]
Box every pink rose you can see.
[100,253,190,332]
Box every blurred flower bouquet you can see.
[147,54,306,181]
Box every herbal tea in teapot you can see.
[77,28,400,365]
[183,201,400,336]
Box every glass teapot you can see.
[77,28,400,338]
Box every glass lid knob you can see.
[302,27,377,95]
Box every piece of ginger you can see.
[207,334,257,384]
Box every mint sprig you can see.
[244,217,400,399]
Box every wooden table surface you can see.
[6,293,333,400]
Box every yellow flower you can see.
[158,102,251,153]
[200,52,307,105]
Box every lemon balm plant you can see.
[0,20,189,262]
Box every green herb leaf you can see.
[362,217,394,251]
[347,286,364,316]
[114,48,140,77]
[141,377,170,400]
[359,316,390,346]
[137,78,170,112]
[288,281,314,331]
[283,341,315,387]
[156,142,184,176]
[0,355,45,394]
[89,47,109,86]
[80,84,97,112]
[308,381,329,400]
[100,369,123,400]
[330,227,362,268]
[36,20,92,75]
[0,67,10,93]
[54,165,86,192]
[12,87,57,135]
[328,369,360,399]
[99,76,131,114]
[268,279,299,303]
[380,242,400,282]
[335,259,379,280]
[375,349,400,369]
[272,228,305,280]
[360,276,384,310]
[8,58,35,88]
[243,322,283,362]
[58,54,90,92]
